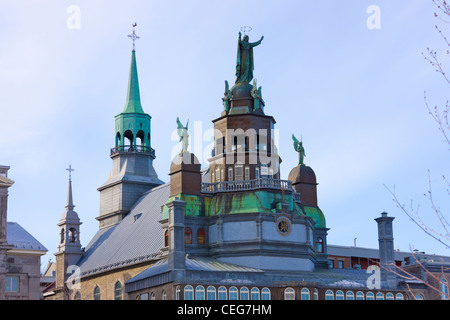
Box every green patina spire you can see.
[122,50,145,114]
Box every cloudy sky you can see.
[1,0,449,269]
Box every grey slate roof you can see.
[76,183,170,277]
[6,222,47,252]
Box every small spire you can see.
[65,165,75,211]
[122,24,144,114]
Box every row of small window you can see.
[322,290,404,301]
[75,281,123,300]
[212,164,274,182]
[164,227,206,247]
[178,286,271,300]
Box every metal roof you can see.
[6,222,47,252]
[76,183,170,277]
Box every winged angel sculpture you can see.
[176,117,189,154]
[292,134,305,166]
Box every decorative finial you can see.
[66,164,74,181]
[128,23,140,51]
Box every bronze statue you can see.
[176,117,189,154]
[292,134,305,165]
[235,32,264,84]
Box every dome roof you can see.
[170,151,200,174]
[288,164,317,185]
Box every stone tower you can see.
[54,169,83,299]
[97,33,163,229]
[0,166,14,299]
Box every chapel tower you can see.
[97,26,163,228]
[54,167,83,300]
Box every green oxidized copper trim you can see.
[122,50,145,114]
[301,206,326,228]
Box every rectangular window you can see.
[215,167,220,182]
[338,260,344,269]
[6,276,19,292]
[244,166,250,180]
[235,164,243,181]
[328,260,334,269]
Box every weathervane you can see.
[240,26,252,35]
[128,23,140,51]
[66,164,74,181]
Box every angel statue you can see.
[292,134,305,165]
[176,117,189,154]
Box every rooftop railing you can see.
[202,177,292,194]
[110,145,155,157]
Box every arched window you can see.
[395,293,404,300]
[316,237,324,253]
[162,290,167,300]
[325,290,334,300]
[184,285,193,300]
[301,288,310,300]
[150,292,156,300]
[376,292,384,300]
[196,286,205,300]
[69,228,77,243]
[207,286,216,300]
[346,291,354,300]
[240,287,249,300]
[93,286,101,300]
[386,292,394,300]
[336,290,344,300]
[184,227,192,244]
[60,228,65,244]
[441,278,449,300]
[229,286,238,300]
[366,292,374,300]
[115,132,121,148]
[74,291,81,300]
[164,230,169,247]
[124,130,134,148]
[251,287,260,300]
[356,291,365,300]
[415,294,424,300]
[261,288,270,300]
[284,287,295,300]
[218,286,227,300]
[197,228,206,245]
[228,166,234,181]
[136,130,145,149]
[215,167,220,182]
[114,281,123,300]
[244,166,250,180]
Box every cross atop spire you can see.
[66,164,74,181]
[128,23,140,51]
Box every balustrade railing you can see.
[110,145,155,157]
[201,178,293,194]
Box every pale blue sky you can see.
[0,0,448,268]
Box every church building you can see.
[44,27,449,301]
